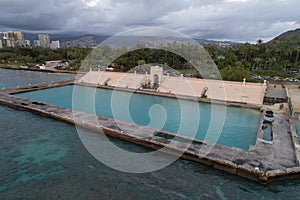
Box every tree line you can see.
[205,36,300,81]
[0,46,92,70]
[1,36,300,81]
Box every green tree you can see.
[220,61,251,81]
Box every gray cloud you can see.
[0,0,299,42]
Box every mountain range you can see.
[23,33,237,48]
[23,28,300,48]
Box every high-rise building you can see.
[13,31,23,41]
[38,34,50,48]
[24,40,31,47]
[50,40,60,49]
[0,31,25,48]
[2,32,8,40]
[33,40,41,47]
[7,31,23,41]
[5,39,15,47]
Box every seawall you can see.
[0,81,300,184]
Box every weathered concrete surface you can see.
[79,71,146,89]
[159,77,266,105]
[78,71,266,105]
[265,84,287,100]
[0,79,75,94]
[250,112,296,170]
[290,120,300,165]
[78,82,262,110]
[0,84,299,184]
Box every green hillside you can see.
[271,28,300,46]
[275,28,300,39]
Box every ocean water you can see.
[1,105,300,199]
[18,85,261,150]
[0,68,75,88]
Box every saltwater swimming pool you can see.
[295,121,300,143]
[18,85,261,149]
[2,72,300,198]
[0,68,74,88]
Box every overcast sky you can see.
[0,0,299,42]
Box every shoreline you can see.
[0,65,83,75]
[0,80,299,184]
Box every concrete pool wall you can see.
[1,80,300,184]
[79,70,267,105]
[16,83,262,150]
[77,82,263,111]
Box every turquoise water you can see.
[295,121,300,143]
[18,85,260,150]
[1,105,300,199]
[0,68,74,88]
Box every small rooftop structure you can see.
[45,60,68,69]
[150,66,163,88]
[264,84,287,104]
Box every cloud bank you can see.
[0,0,299,42]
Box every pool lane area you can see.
[17,84,261,150]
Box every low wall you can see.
[2,79,75,94]
[294,113,300,120]
[0,66,82,74]
[77,82,262,110]
[290,119,300,165]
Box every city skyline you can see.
[0,0,299,43]
[0,31,60,49]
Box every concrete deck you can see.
[79,71,146,89]
[265,85,287,99]
[79,71,267,105]
[0,81,299,184]
[158,77,266,105]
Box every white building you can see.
[38,34,50,48]
[45,60,68,69]
[24,40,31,47]
[0,31,24,47]
[50,40,60,49]
[33,40,41,47]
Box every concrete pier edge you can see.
[1,81,300,184]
